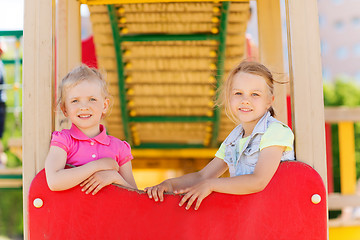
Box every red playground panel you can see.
[28,161,327,240]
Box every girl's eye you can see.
[252,93,260,97]
[71,99,78,103]
[235,92,242,95]
[90,98,97,102]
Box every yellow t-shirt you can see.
[215,122,294,160]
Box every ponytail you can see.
[268,106,276,117]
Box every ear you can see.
[60,105,68,117]
[103,98,110,114]
[267,95,275,108]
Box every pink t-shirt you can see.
[50,124,133,167]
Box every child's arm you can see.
[144,157,228,202]
[178,145,284,210]
[118,161,137,189]
[45,146,119,191]
[80,161,138,195]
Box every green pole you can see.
[210,2,230,147]
[108,5,133,144]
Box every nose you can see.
[240,95,250,105]
[79,103,89,110]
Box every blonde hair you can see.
[217,61,276,123]
[58,64,111,116]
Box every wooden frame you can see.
[285,1,328,235]
[285,0,327,182]
[81,0,249,4]
[56,0,82,130]
[257,0,287,124]
[325,107,360,123]
[23,0,81,238]
[23,0,55,239]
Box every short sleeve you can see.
[118,141,133,166]
[260,122,294,151]
[215,142,226,160]
[50,131,71,152]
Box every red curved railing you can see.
[28,161,327,240]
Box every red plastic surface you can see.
[29,161,327,240]
[81,36,97,69]
[325,123,334,193]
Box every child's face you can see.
[230,72,274,129]
[62,79,109,138]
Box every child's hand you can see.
[80,170,118,195]
[96,158,119,172]
[176,179,213,210]
[144,180,173,202]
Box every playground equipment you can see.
[23,0,329,239]
[28,161,327,239]
[88,2,248,149]
[325,107,360,238]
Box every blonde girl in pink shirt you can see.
[45,65,137,195]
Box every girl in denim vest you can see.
[145,61,294,210]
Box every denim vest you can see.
[223,111,295,177]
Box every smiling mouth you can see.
[239,108,252,112]
[78,114,92,118]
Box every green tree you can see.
[324,78,360,106]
